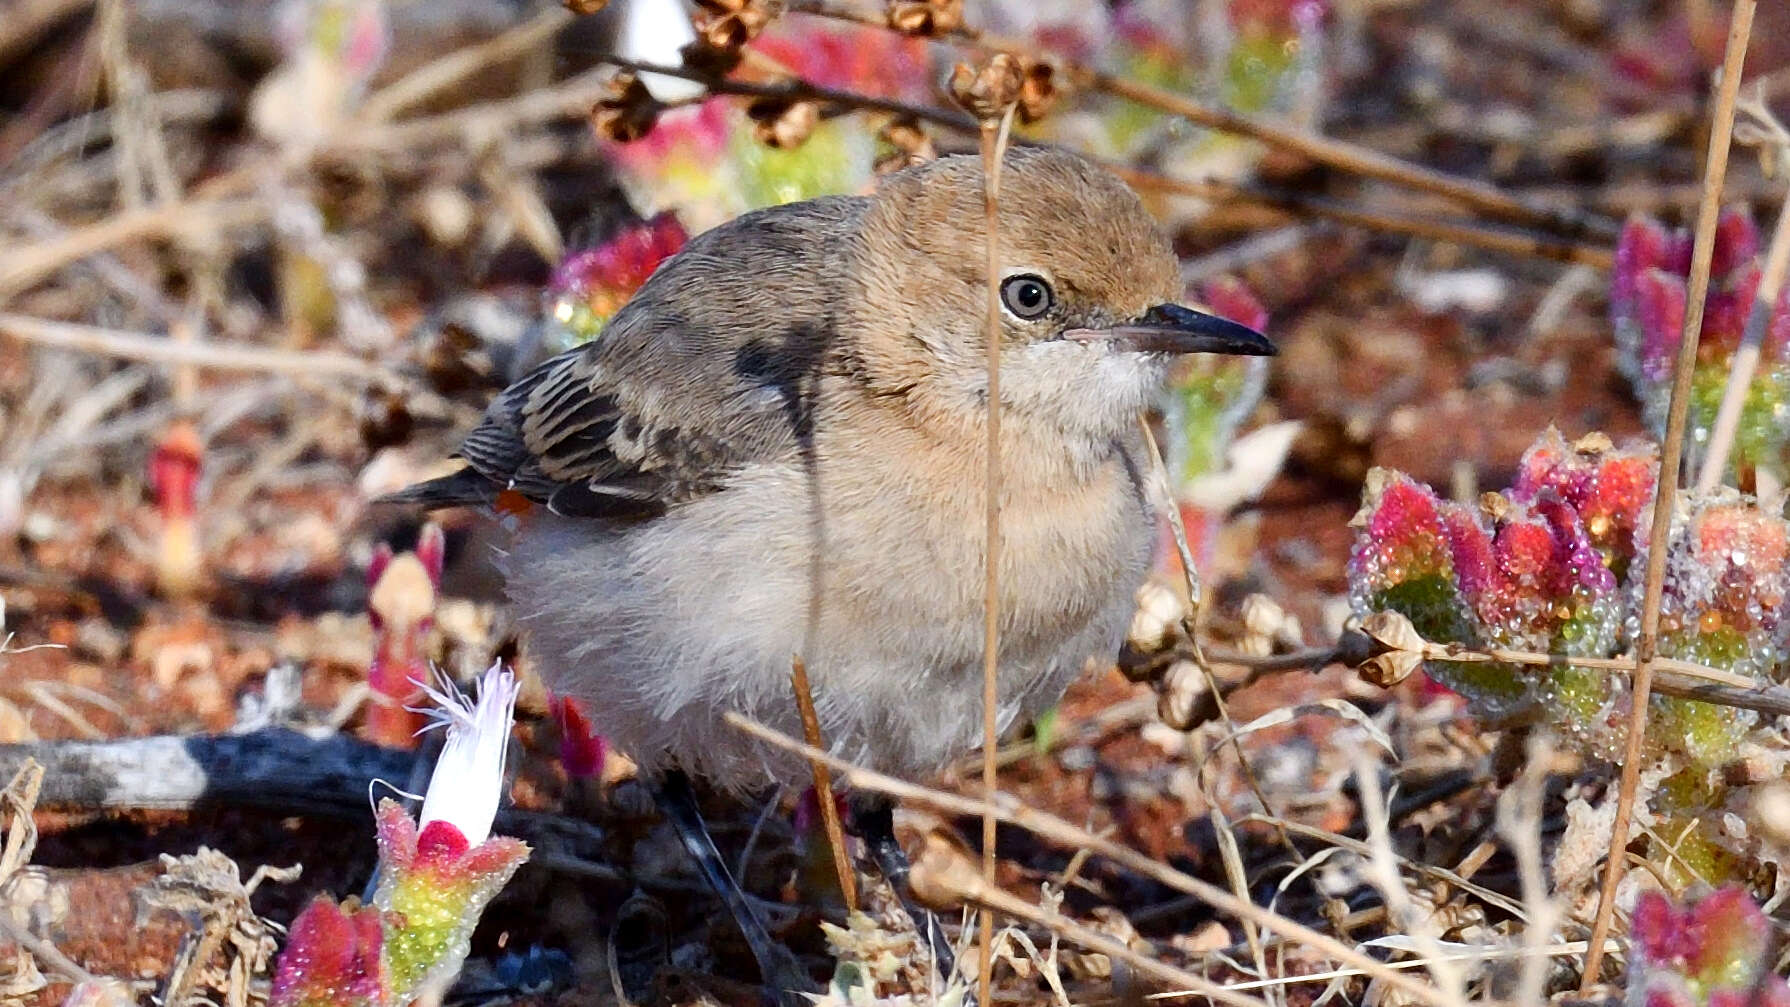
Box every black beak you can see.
[1065,303,1277,356]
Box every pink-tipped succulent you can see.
[1643,499,1790,765]
[547,213,688,344]
[1612,208,1790,482]
[1629,887,1790,1007]
[149,420,205,599]
[269,897,387,1007]
[365,524,445,747]
[1350,428,1790,768]
[378,664,529,1002]
[269,663,529,1007]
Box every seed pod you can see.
[1359,609,1427,656]
[1358,648,1424,688]
[875,116,936,173]
[949,52,1023,121]
[590,73,659,143]
[746,96,818,149]
[1017,59,1059,123]
[1157,660,1209,731]
[692,0,777,48]
[886,0,961,36]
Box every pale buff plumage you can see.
[392,148,1272,792]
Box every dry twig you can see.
[724,711,1450,1005]
[1581,2,1758,987]
[790,656,858,911]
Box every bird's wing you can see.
[385,196,865,520]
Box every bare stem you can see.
[723,711,1449,1005]
[789,656,857,911]
[976,104,1017,1007]
[1581,2,1757,988]
[0,313,406,389]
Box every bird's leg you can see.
[849,794,959,985]
[654,772,813,1006]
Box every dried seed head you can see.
[746,96,819,149]
[1359,609,1426,655]
[1752,780,1790,847]
[875,116,936,174]
[692,0,777,48]
[1017,59,1059,124]
[949,52,1023,121]
[678,38,742,80]
[1240,593,1286,640]
[1358,648,1424,688]
[1478,490,1511,521]
[886,0,961,36]
[1572,430,1615,455]
[562,0,609,13]
[1157,660,1209,731]
[590,73,659,143]
[905,828,982,910]
[1128,580,1186,653]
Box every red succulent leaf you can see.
[269,896,386,1007]
[148,422,203,520]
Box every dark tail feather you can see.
[374,467,498,510]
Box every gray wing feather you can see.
[382,195,866,520]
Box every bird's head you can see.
[849,148,1275,453]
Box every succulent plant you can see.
[365,524,445,747]
[1612,207,1790,483]
[1628,887,1790,1007]
[546,213,689,344]
[1348,428,1790,768]
[148,421,205,599]
[270,665,529,1007]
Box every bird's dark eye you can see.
[1000,274,1055,320]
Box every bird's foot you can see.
[849,796,961,990]
[655,773,816,1007]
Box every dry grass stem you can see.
[1218,632,1790,718]
[1091,73,1611,239]
[1139,419,1279,996]
[358,7,575,123]
[0,314,406,390]
[0,198,264,299]
[918,847,1272,1007]
[1239,817,1526,920]
[975,98,1017,1007]
[1115,167,1616,268]
[1352,754,1471,1007]
[789,655,858,911]
[723,711,1451,1004]
[1581,0,1758,987]
[1696,104,1790,492]
[785,0,1613,239]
